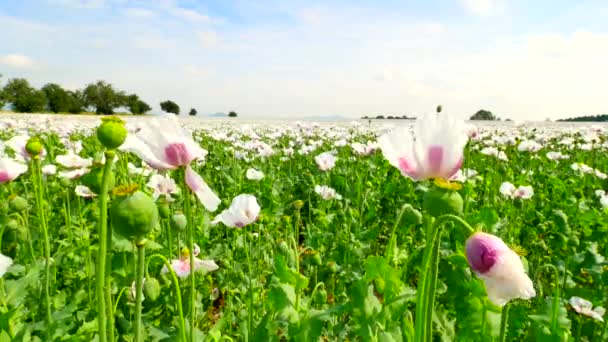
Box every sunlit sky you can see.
[1,0,607,120]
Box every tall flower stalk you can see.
[179,170,197,341]
[26,137,53,330]
[95,117,128,342]
[120,115,221,341]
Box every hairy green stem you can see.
[134,242,146,342]
[245,231,254,341]
[96,150,115,342]
[414,214,475,342]
[180,168,196,342]
[31,157,53,331]
[148,254,187,341]
[535,264,561,335]
[385,204,408,266]
[499,304,510,342]
[414,217,436,342]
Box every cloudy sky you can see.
[0,0,607,120]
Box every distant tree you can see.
[436,105,442,113]
[470,109,497,121]
[387,116,395,119]
[67,90,85,114]
[126,94,151,115]
[375,115,385,119]
[228,111,238,117]
[558,114,608,122]
[42,83,73,113]
[361,115,369,119]
[82,81,127,114]
[3,78,47,113]
[160,100,180,115]
[0,74,6,110]
[189,108,197,116]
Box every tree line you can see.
[557,114,608,122]
[0,75,199,116]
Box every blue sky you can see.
[0,0,607,119]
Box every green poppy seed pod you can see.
[97,116,127,150]
[111,191,159,241]
[158,202,171,219]
[25,137,43,156]
[143,278,161,302]
[6,218,19,231]
[327,261,339,274]
[277,240,289,255]
[9,196,28,213]
[82,167,115,194]
[310,253,322,266]
[422,188,463,217]
[171,213,187,232]
[0,201,8,215]
[16,225,28,242]
[402,204,422,225]
[313,286,327,305]
[293,200,304,209]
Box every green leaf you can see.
[274,255,309,291]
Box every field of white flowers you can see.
[0,113,606,341]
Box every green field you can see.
[0,114,606,341]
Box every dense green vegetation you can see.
[0,114,606,341]
[558,114,608,122]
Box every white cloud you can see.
[197,30,218,48]
[0,54,35,69]
[182,65,215,78]
[461,0,505,16]
[124,8,157,19]
[171,7,211,22]
[297,8,323,26]
[49,0,106,9]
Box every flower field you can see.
[0,113,606,341]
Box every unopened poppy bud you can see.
[25,137,43,157]
[158,201,171,219]
[171,213,187,232]
[111,191,159,241]
[293,200,304,209]
[313,286,327,305]
[82,166,115,194]
[9,196,28,213]
[143,278,161,302]
[97,116,127,150]
[402,204,422,225]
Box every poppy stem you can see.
[134,241,146,342]
[30,156,53,335]
[148,254,187,342]
[499,303,510,342]
[535,264,561,335]
[180,168,196,342]
[384,204,408,266]
[96,150,115,342]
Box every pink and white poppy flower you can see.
[0,158,28,184]
[315,152,337,171]
[499,182,534,199]
[212,194,260,228]
[146,174,180,201]
[378,113,468,180]
[0,253,13,277]
[120,115,220,211]
[161,245,219,279]
[465,232,535,306]
[569,296,605,322]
